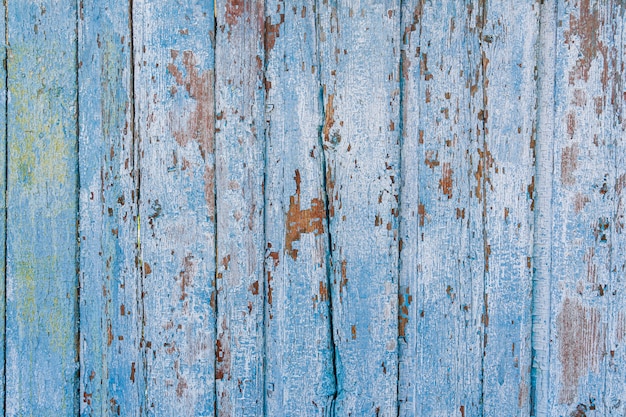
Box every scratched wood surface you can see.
[1,1,625,416]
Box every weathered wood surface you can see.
[0,1,624,416]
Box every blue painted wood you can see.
[78,1,143,415]
[134,0,217,414]
[399,1,484,415]
[5,1,79,415]
[480,1,538,415]
[263,1,336,415]
[316,1,401,415]
[547,1,625,415]
[215,1,266,415]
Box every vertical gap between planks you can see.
[2,0,6,412]
[212,2,218,415]
[530,1,557,416]
[74,0,82,410]
[395,2,405,415]
[128,0,147,412]
[477,0,488,413]
[313,0,339,407]
[261,0,268,413]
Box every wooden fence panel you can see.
[263,1,336,415]
[134,0,217,415]
[6,1,79,415]
[0,1,624,415]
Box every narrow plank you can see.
[548,1,624,414]
[263,1,336,416]
[531,1,557,416]
[606,5,626,414]
[78,1,143,415]
[214,1,265,415]
[134,1,217,414]
[5,1,79,415]
[398,1,485,415]
[316,1,401,415]
[479,1,539,415]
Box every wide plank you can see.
[78,1,143,415]
[134,1,217,414]
[5,1,79,414]
[215,0,266,415]
[316,1,401,415]
[398,1,484,415]
[263,1,336,415]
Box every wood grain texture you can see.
[480,1,538,415]
[5,1,79,415]
[78,1,143,415]
[547,1,626,415]
[316,1,401,415]
[263,1,336,415]
[215,0,266,415]
[399,2,484,415]
[134,1,217,414]
[0,1,6,412]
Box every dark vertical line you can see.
[211,2,218,416]
[74,0,82,413]
[395,1,404,416]
[260,1,267,415]
[128,1,146,415]
[3,0,7,413]
[477,1,488,415]
[313,1,338,412]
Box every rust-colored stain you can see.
[518,382,528,408]
[249,280,259,295]
[107,321,113,346]
[398,287,412,337]
[557,297,603,404]
[285,170,325,260]
[564,0,608,85]
[616,173,626,195]
[319,281,329,302]
[567,112,576,137]
[167,50,216,215]
[216,319,231,381]
[339,260,348,298]
[418,203,426,226]
[179,255,196,301]
[351,325,357,340]
[424,150,439,169]
[267,271,274,308]
[323,94,335,143]
[265,14,285,52]
[573,193,590,214]
[225,0,244,26]
[561,143,579,186]
[130,362,136,383]
[475,144,493,200]
[143,262,152,275]
[439,162,453,199]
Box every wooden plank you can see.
[479,1,539,415]
[78,1,143,415]
[134,1,217,414]
[316,2,400,415]
[5,1,79,415]
[398,1,485,415]
[214,1,265,415]
[607,5,626,413]
[531,1,557,416]
[548,1,625,415]
[263,1,336,415]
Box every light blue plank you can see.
[480,1,539,415]
[263,1,335,415]
[5,1,79,415]
[78,1,143,415]
[531,2,557,416]
[548,1,623,415]
[398,1,484,415]
[214,1,266,414]
[316,1,401,415]
[134,0,217,414]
